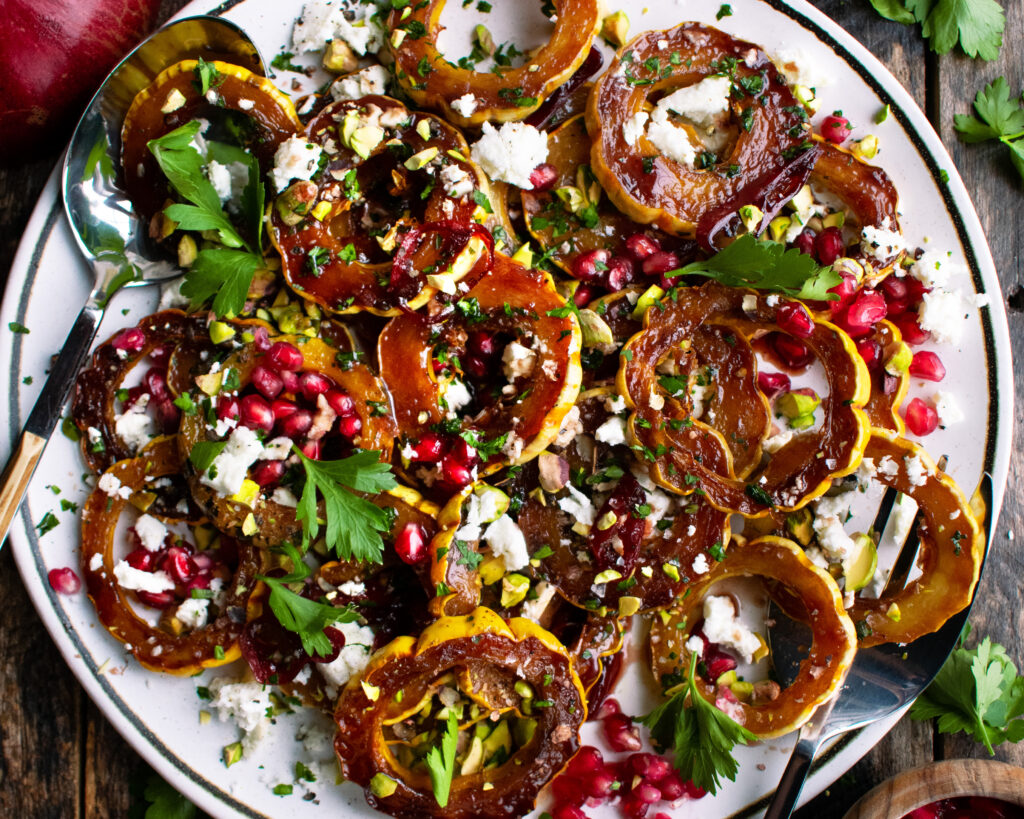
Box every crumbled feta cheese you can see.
[483,515,529,572]
[645,116,698,167]
[318,621,375,688]
[451,93,478,118]
[98,473,132,500]
[934,391,964,426]
[552,405,583,448]
[702,595,762,664]
[442,378,472,417]
[89,553,104,572]
[206,160,249,204]
[337,580,366,596]
[860,222,906,262]
[209,679,273,752]
[440,164,474,198]
[113,561,175,593]
[605,394,627,414]
[519,581,557,623]
[622,111,649,147]
[269,136,323,192]
[691,553,710,575]
[470,122,549,189]
[856,456,876,489]
[200,426,265,497]
[456,490,503,542]
[133,514,168,552]
[685,635,705,656]
[904,455,928,487]
[876,455,900,478]
[803,546,830,571]
[773,47,830,89]
[115,396,156,453]
[918,289,966,345]
[175,598,209,630]
[272,487,299,508]
[292,0,384,55]
[690,381,713,419]
[909,249,958,289]
[502,341,537,380]
[595,415,627,446]
[890,492,919,545]
[261,437,293,461]
[329,64,389,102]
[557,484,595,526]
[813,493,856,562]
[238,98,255,111]
[655,76,732,130]
[502,430,525,461]
[763,429,794,454]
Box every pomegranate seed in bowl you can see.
[625,233,661,261]
[571,248,611,283]
[394,522,427,564]
[529,162,558,191]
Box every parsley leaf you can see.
[868,0,916,24]
[458,429,508,460]
[639,653,756,795]
[954,77,1024,182]
[424,711,459,808]
[294,447,397,563]
[181,248,263,319]
[259,575,359,657]
[141,774,196,819]
[666,234,840,301]
[909,628,1024,754]
[871,0,1004,60]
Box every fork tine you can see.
[869,486,899,543]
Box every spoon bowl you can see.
[0,15,265,547]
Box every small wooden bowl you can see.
[844,758,1024,818]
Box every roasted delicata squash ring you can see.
[122,59,301,221]
[81,453,261,674]
[72,310,212,473]
[271,96,503,315]
[588,23,817,246]
[334,607,586,819]
[849,431,984,646]
[386,0,601,127]
[379,253,582,477]
[178,335,396,547]
[649,536,856,738]
[861,320,909,435]
[619,283,871,516]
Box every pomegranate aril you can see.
[299,371,332,401]
[586,770,619,799]
[771,333,813,369]
[299,439,321,460]
[464,355,488,378]
[775,302,814,338]
[191,553,214,572]
[468,331,496,358]
[280,369,300,394]
[112,327,146,353]
[48,567,81,594]
[757,370,791,400]
[654,814,674,819]
[657,773,686,801]
[886,297,910,317]
[451,437,480,466]
[164,547,197,583]
[252,326,271,352]
[149,345,170,368]
[893,313,930,345]
[634,783,662,805]
[820,113,852,143]
[217,395,240,422]
[621,794,651,819]
[410,432,445,462]
[683,780,707,798]
[625,233,661,261]
[239,394,275,433]
[137,590,175,608]
[704,643,738,679]
[630,753,672,782]
[573,283,600,307]
[566,745,605,779]
[324,390,354,417]
[279,409,314,438]
[814,226,845,265]
[252,459,286,487]
[882,372,900,396]
[603,712,642,752]
[595,698,621,720]
[529,162,558,191]
[155,399,180,432]
[394,522,427,565]
[847,291,886,327]
[125,547,155,571]
[144,368,170,402]
[251,365,284,400]
[856,338,882,371]
[572,248,611,283]
[880,274,909,301]
[904,397,939,436]
[265,341,304,372]
[441,455,473,488]
[606,255,636,290]
[271,398,298,421]
[909,351,946,382]
[641,250,679,277]
[827,272,858,314]
[551,806,587,819]
[794,228,815,257]
[337,414,362,438]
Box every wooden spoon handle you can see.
[0,432,47,544]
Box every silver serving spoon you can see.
[0,15,265,544]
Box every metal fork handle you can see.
[763,732,824,819]
[0,299,104,546]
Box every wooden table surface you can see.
[0,1,1020,816]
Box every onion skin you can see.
[0,0,161,159]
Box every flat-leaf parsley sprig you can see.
[868,0,1005,61]
[665,233,841,301]
[639,653,757,796]
[954,77,1024,183]
[293,446,398,563]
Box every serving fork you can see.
[763,470,995,818]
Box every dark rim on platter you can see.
[2,0,1003,817]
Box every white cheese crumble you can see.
[860,222,906,262]
[337,580,366,596]
[113,561,175,593]
[685,635,705,656]
[442,378,472,417]
[200,426,265,497]
[773,47,830,89]
[451,93,479,118]
[89,553,104,571]
[558,484,596,527]
[318,621,375,689]
[934,391,964,426]
[655,76,732,131]
[909,249,958,289]
[918,289,966,345]
[595,415,627,446]
[269,136,323,192]
[98,473,132,500]
[470,122,548,189]
[329,64,389,101]
[763,429,794,454]
[209,679,273,753]
[622,111,649,147]
[876,455,900,478]
[271,487,299,508]
[456,490,503,542]
[691,553,710,575]
[292,0,385,55]
[645,116,698,167]
[890,492,919,545]
[133,514,168,552]
[206,160,249,204]
[483,514,530,572]
[904,455,928,487]
[175,598,209,630]
[440,164,474,198]
[813,493,856,562]
[502,341,537,380]
[114,395,156,453]
[519,581,558,624]
[702,595,762,664]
